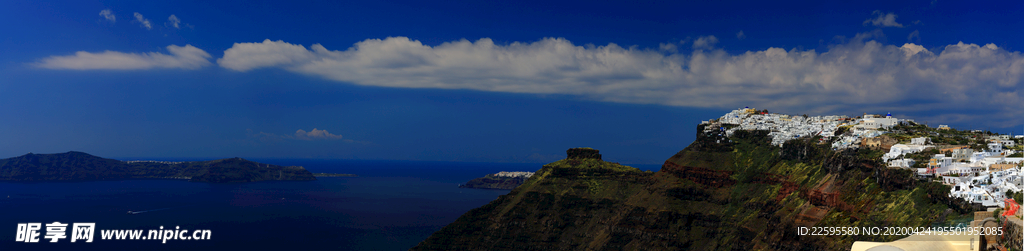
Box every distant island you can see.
[312,173,357,177]
[459,171,534,190]
[0,151,316,183]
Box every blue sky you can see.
[1,0,1022,164]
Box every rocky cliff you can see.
[0,152,315,183]
[412,125,969,250]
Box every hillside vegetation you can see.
[413,126,968,250]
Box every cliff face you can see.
[416,153,659,250]
[566,148,602,160]
[413,127,967,250]
[0,152,315,183]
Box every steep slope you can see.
[0,152,315,183]
[413,127,967,250]
[416,148,661,250]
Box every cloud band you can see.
[35,45,212,70]
[215,35,1024,125]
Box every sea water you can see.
[0,159,660,250]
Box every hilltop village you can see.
[423,114,1022,250]
[490,171,534,178]
[459,171,535,190]
[702,108,1024,211]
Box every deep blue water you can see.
[0,160,660,250]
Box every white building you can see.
[703,108,849,147]
[987,142,1003,155]
[941,176,966,185]
[951,149,974,161]
[999,139,1015,147]
[857,113,898,130]
[492,171,534,178]
[931,154,953,168]
[950,185,1002,208]
[971,152,988,163]
[910,137,929,145]
[883,144,930,162]
[888,158,916,168]
[1003,157,1024,165]
[945,163,985,176]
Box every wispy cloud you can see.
[736,30,746,40]
[166,15,181,29]
[692,35,718,49]
[99,9,115,23]
[293,128,344,140]
[35,45,211,70]
[658,43,678,53]
[133,12,152,30]
[907,30,920,43]
[864,11,904,28]
[248,128,364,143]
[215,34,1024,127]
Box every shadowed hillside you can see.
[412,126,969,250]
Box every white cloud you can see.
[215,35,1024,127]
[293,128,344,140]
[166,15,180,29]
[898,43,931,59]
[864,11,904,28]
[248,128,353,142]
[35,45,212,70]
[133,12,152,30]
[658,43,678,53]
[99,9,115,23]
[907,30,920,43]
[218,39,317,71]
[692,35,718,49]
[736,30,746,40]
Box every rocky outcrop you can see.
[1005,216,1023,251]
[566,148,602,160]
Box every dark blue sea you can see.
[0,159,661,250]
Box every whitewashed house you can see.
[910,137,929,145]
[952,149,974,162]
[987,142,1003,155]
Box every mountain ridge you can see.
[0,151,315,183]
